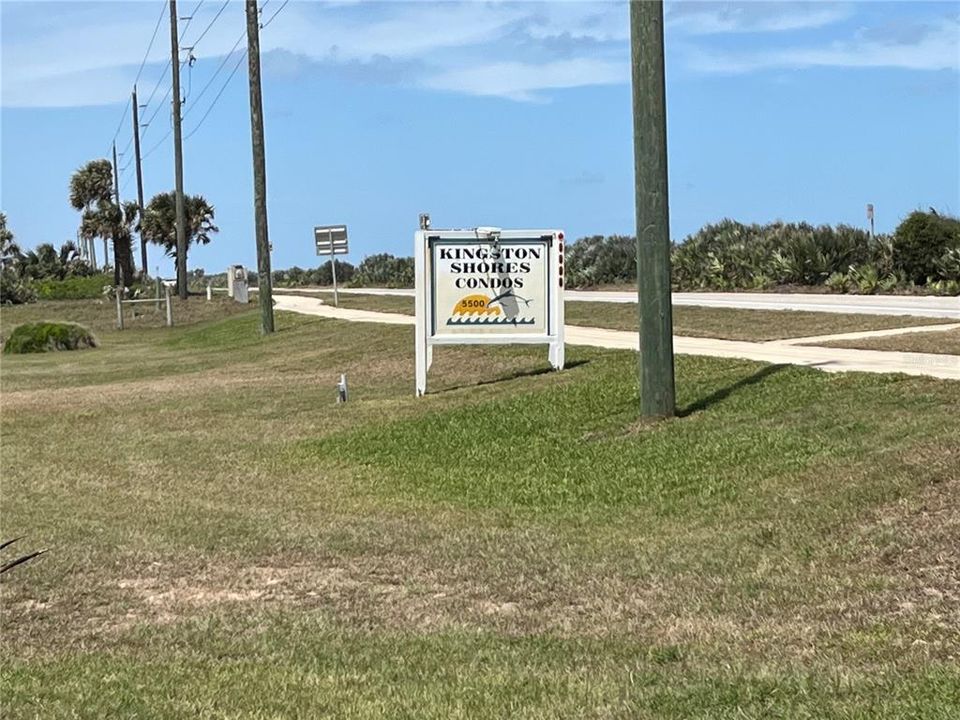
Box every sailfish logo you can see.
[447,290,535,326]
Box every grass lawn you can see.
[818,328,960,356]
[1,296,253,339]
[287,290,948,342]
[2,300,959,718]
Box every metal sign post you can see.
[414,226,565,396]
[314,224,349,307]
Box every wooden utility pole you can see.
[630,0,675,417]
[245,0,274,334]
[111,141,121,283]
[111,141,120,204]
[132,85,148,275]
[169,0,188,299]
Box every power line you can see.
[261,0,288,28]
[142,58,172,115]
[182,30,245,118]
[107,0,165,155]
[182,0,286,140]
[119,132,135,161]
[189,0,230,49]
[141,85,173,139]
[141,0,226,138]
[133,1,168,88]
[142,127,173,160]
[108,97,131,151]
[178,0,205,44]
[183,47,247,141]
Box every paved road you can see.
[272,287,959,319]
[273,294,960,381]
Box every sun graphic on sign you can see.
[452,294,502,317]
[446,290,536,326]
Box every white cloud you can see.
[2,1,957,109]
[686,16,960,73]
[424,57,625,101]
[666,1,853,35]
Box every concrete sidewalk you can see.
[273,294,960,381]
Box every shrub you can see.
[934,247,960,282]
[273,261,356,287]
[892,210,960,285]
[565,235,636,288]
[0,267,36,304]
[927,279,960,296]
[352,254,414,288]
[32,273,113,300]
[2,322,98,354]
[671,219,769,290]
[825,272,849,294]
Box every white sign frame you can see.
[415,228,565,396]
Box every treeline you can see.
[1,216,111,304]
[567,209,959,294]
[270,253,415,289]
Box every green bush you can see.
[565,235,636,288]
[273,261,356,287]
[892,210,960,285]
[934,247,960,282]
[1,267,37,304]
[32,273,113,300]
[2,322,98,354]
[352,254,414,288]
[571,216,957,294]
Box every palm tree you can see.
[0,212,21,270]
[141,193,218,278]
[69,160,135,286]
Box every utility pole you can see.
[111,140,121,284]
[170,0,188,299]
[112,141,120,204]
[630,0,675,418]
[132,85,148,275]
[246,0,274,334]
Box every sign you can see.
[866,204,874,221]
[315,225,349,255]
[432,240,549,336]
[415,227,565,396]
[314,224,348,306]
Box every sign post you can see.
[414,226,565,396]
[314,224,349,307]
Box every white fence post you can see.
[115,287,124,330]
[165,285,173,327]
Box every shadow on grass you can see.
[677,363,789,418]
[437,359,590,394]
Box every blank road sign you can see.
[315,225,349,256]
[316,245,349,255]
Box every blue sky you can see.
[2,0,958,275]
